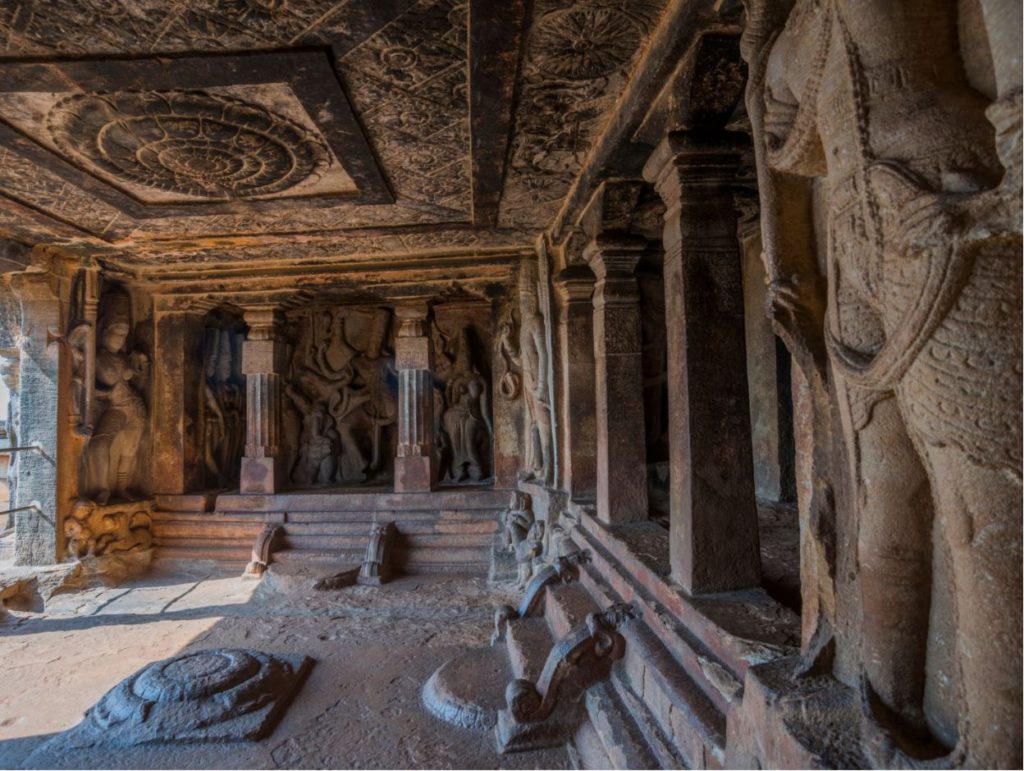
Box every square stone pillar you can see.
[151,304,206,495]
[9,272,62,565]
[240,307,288,494]
[587,235,649,524]
[644,131,761,594]
[393,303,436,492]
[553,264,598,502]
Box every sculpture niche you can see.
[436,327,493,483]
[743,0,1022,766]
[69,285,153,564]
[283,307,397,486]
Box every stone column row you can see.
[239,307,288,494]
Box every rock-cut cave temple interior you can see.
[0,1,1019,769]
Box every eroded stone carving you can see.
[358,521,397,586]
[202,321,245,488]
[244,524,283,578]
[437,327,492,482]
[79,288,149,505]
[496,602,637,752]
[492,551,592,644]
[65,500,153,559]
[64,648,312,746]
[47,90,330,201]
[283,307,397,486]
[514,265,553,484]
[744,0,1022,765]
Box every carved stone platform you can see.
[155,488,508,576]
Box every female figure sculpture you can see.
[80,294,148,504]
[440,329,492,482]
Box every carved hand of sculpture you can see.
[765,274,826,369]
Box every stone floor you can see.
[0,564,571,770]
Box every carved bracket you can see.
[492,550,592,644]
[358,521,397,586]
[495,602,638,753]
[244,523,283,577]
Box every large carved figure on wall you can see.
[436,327,493,482]
[744,0,1022,766]
[80,289,149,505]
[514,265,553,484]
[201,322,245,488]
[283,307,397,486]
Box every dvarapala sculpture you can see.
[743,0,1022,765]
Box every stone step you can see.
[151,510,262,524]
[505,616,553,682]
[280,519,498,537]
[271,548,366,565]
[152,544,251,563]
[545,581,601,639]
[580,681,664,770]
[612,625,725,769]
[282,532,492,552]
[282,509,501,524]
[152,519,264,539]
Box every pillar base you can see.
[394,455,436,493]
[240,456,284,494]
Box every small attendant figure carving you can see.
[515,520,545,588]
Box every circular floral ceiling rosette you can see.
[47,89,330,200]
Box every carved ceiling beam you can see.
[468,0,529,227]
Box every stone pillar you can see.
[587,236,649,524]
[151,303,206,495]
[393,303,436,492]
[644,131,761,593]
[8,272,61,565]
[239,307,287,494]
[552,264,598,502]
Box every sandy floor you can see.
[0,565,570,769]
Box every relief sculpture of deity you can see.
[437,327,493,482]
[283,307,397,486]
[514,267,553,484]
[744,1,1022,766]
[202,324,244,488]
[79,290,149,505]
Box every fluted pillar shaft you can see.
[394,303,436,492]
[240,307,287,494]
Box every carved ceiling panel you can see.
[0,0,674,273]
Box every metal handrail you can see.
[0,445,44,454]
[0,504,41,515]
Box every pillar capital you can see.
[242,305,285,341]
[394,302,431,338]
[552,264,596,304]
[643,130,746,203]
[584,235,646,275]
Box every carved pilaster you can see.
[586,235,649,525]
[240,307,288,494]
[644,131,760,593]
[393,303,436,492]
[8,271,62,565]
[152,299,208,495]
